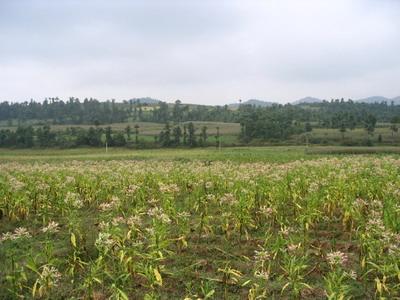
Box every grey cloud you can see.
[0,0,400,104]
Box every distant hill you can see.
[293,96,400,105]
[391,96,400,104]
[129,97,161,105]
[228,99,277,108]
[355,96,400,105]
[355,96,390,104]
[292,97,323,105]
[226,96,400,107]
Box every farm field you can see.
[0,146,310,163]
[3,120,400,147]
[0,121,241,136]
[1,148,400,299]
[1,145,400,163]
[306,127,400,145]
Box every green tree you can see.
[183,124,188,146]
[86,127,103,146]
[113,132,127,146]
[215,126,220,149]
[173,126,182,146]
[134,124,140,144]
[154,102,169,123]
[105,126,114,146]
[390,117,399,143]
[305,122,312,133]
[15,126,34,148]
[364,114,377,137]
[125,125,131,140]
[339,122,346,141]
[36,125,56,147]
[200,126,208,146]
[187,122,197,147]
[172,100,182,122]
[348,114,356,130]
[159,123,171,147]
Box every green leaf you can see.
[25,261,39,274]
[117,288,129,300]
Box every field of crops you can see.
[1,156,400,299]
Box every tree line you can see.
[239,106,383,139]
[0,123,221,149]
[1,98,400,147]
[2,97,400,127]
[237,101,400,143]
[0,98,236,125]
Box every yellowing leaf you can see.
[361,256,366,269]
[70,232,77,248]
[32,280,38,298]
[205,289,215,299]
[154,268,163,286]
[375,278,382,294]
[181,236,188,248]
[242,279,252,287]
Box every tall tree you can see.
[125,125,131,141]
[154,102,169,123]
[339,122,346,141]
[134,124,140,144]
[36,124,55,147]
[113,132,127,147]
[87,127,102,146]
[159,123,171,147]
[173,126,182,146]
[215,126,220,149]
[187,122,196,147]
[305,122,312,133]
[364,114,377,137]
[105,126,114,146]
[390,117,399,143]
[348,114,356,131]
[15,126,34,148]
[200,126,208,146]
[172,100,182,122]
[183,124,188,146]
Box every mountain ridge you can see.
[226,96,400,107]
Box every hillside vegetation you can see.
[1,99,400,148]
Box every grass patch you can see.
[305,146,400,155]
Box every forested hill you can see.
[1,98,400,126]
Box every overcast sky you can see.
[1,0,400,105]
